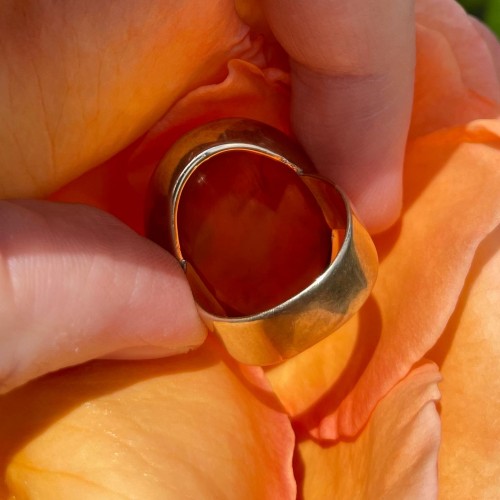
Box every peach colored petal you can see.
[0,338,295,499]
[0,1,251,198]
[297,363,441,499]
[52,58,290,234]
[427,227,500,498]
[411,0,500,137]
[268,119,500,440]
[235,0,270,35]
[266,310,380,419]
[312,120,500,440]
[416,0,500,99]
[468,16,500,82]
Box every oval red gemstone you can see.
[178,151,333,317]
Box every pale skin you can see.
[0,0,415,392]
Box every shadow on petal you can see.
[0,337,296,498]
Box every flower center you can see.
[178,151,334,317]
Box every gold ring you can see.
[147,118,378,365]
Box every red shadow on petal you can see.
[291,296,382,436]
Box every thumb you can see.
[262,0,415,232]
[0,200,206,393]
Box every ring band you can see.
[147,118,378,365]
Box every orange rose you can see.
[0,0,499,498]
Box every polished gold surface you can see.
[147,118,378,365]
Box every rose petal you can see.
[0,0,251,198]
[266,309,380,419]
[235,0,270,35]
[316,121,500,439]
[410,0,500,137]
[469,16,500,82]
[417,0,500,99]
[0,338,296,499]
[427,227,500,497]
[268,119,500,440]
[52,58,290,234]
[297,363,441,499]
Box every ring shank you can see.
[200,189,377,365]
[147,118,378,365]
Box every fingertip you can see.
[350,170,403,233]
[290,65,409,234]
[262,0,414,234]
[115,247,207,351]
[313,153,403,233]
[0,201,206,391]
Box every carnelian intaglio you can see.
[177,151,334,317]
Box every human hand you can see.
[0,0,244,392]
[0,0,414,392]
[0,200,206,393]
[0,1,499,498]
[262,0,415,232]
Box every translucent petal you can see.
[0,339,296,499]
[428,227,500,498]
[298,363,441,499]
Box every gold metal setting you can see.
[147,118,378,365]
